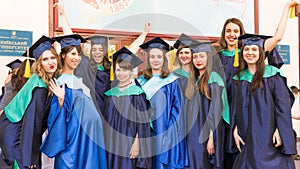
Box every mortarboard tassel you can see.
[108,48,115,81]
[24,48,31,78]
[290,5,296,18]
[169,49,175,71]
[233,39,239,67]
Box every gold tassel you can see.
[233,39,239,67]
[24,48,31,78]
[290,6,296,18]
[108,48,115,81]
[169,49,175,71]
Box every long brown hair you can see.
[186,52,213,99]
[33,48,62,87]
[143,48,170,80]
[219,18,246,49]
[236,46,265,91]
[11,59,35,91]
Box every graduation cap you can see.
[190,42,212,53]
[173,33,198,49]
[6,59,22,70]
[22,35,55,60]
[113,47,143,69]
[238,33,284,68]
[238,33,271,49]
[22,35,55,78]
[86,35,108,47]
[139,37,173,52]
[53,34,87,48]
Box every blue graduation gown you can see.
[214,50,238,155]
[185,72,228,169]
[137,74,187,169]
[40,74,107,169]
[0,74,50,168]
[95,69,110,113]
[232,66,296,169]
[103,84,152,169]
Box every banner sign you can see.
[0,29,32,56]
[276,45,290,64]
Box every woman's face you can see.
[91,44,105,65]
[193,52,208,70]
[178,47,192,65]
[63,47,81,71]
[149,48,164,71]
[115,63,132,85]
[40,50,58,77]
[224,22,240,48]
[242,45,260,65]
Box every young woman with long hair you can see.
[232,34,296,169]
[0,36,62,169]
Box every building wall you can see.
[0,0,299,135]
[259,0,300,136]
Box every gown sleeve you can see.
[207,83,225,168]
[159,81,187,168]
[40,91,69,158]
[21,88,50,166]
[136,93,153,169]
[272,74,296,155]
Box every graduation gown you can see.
[95,66,110,113]
[173,68,189,90]
[214,50,239,154]
[0,74,51,168]
[103,84,152,169]
[137,73,187,169]
[40,74,107,169]
[232,66,296,169]
[185,72,229,169]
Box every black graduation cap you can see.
[53,34,87,48]
[6,59,22,70]
[139,37,173,52]
[173,33,198,49]
[238,33,271,49]
[22,35,55,60]
[113,47,143,68]
[190,42,212,53]
[86,35,108,47]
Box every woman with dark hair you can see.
[103,47,152,169]
[217,2,299,168]
[232,34,296,169]
[0,59,35,113]
[40,34,107,169]
[137,37,187,169]
[0,35,62,169]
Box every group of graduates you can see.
[0,0,300,169]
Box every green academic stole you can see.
[5,74,47,123]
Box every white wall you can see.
[259,0,300,136]
[0,0,49,89]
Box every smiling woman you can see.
[232,34,297,169]
[40,34,108,169]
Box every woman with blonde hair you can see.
[0,35,62,169]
